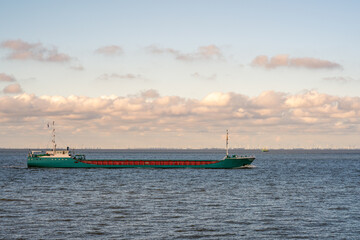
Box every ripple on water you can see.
[0,149,360,239]
[0,198,26,202]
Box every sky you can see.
[0,0,360,149]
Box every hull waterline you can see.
[27,156,255,169]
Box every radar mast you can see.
[226,129,229,157]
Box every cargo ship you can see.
[27,126,255,168]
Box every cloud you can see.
[97,73,143,81]
[192,72,217,81]
[201,92,230,106]
[1,39,72,63]
[323,76,358,83]
[141,89,160,99]
[3,83,23,94]
[0,73,16,82]
[251,90,286,108]
[284,91,336,108]
[95,45,123,56]
[1,73,23,94]
[251,55,342,69]
[290,57,341,69]
[70,64,84,71]
[1,90,359,145]
[147,44,224,61]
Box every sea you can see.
[0,149,359,239]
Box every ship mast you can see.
[51,121,56,154]
[226,129,229,157]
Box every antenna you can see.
[226,129,229,157]
[52,121,56,154]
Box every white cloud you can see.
[70,63,84,71]
[251,55,342,69]
[201,92,230,106]
[251,91,286,108]
[1,39,84,71]
[95,45,123,56]
[141,89,160,99]
[323,76,359,83]
[96,73,144,81]
[191,72,217,81]
[3,83,23,94]
[1,39,72,62]
[0,90,359,139]
[147,44,224,61]
[0,73,16,82]
[285,91,335,108]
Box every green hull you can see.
[27,156,255,169]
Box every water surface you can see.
[1,149,359,239]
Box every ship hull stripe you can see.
[27,157,255,169]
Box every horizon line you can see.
[2,147,360,151]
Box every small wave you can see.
[193,228,216,232]
[2,165,27,169]
[112,210,130,215]
[224,220,252,225]
[0,198,26,202]
[175,228,216,233]
[238,164,256,169]
[48,218,73,222]
[174,232,236,239]
[86,231,106,236]
[194,188,206,192]
[329,207,349,211]
[255,227,282,232]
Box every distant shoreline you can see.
[2,148,360,151]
